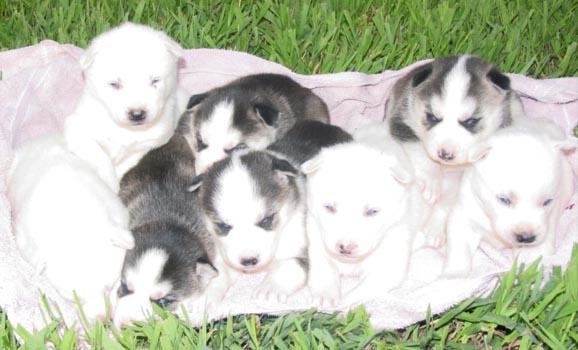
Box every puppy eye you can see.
[215,222,232,236]
[151,77,161,87]
[117,280,133,298]
[364,208,380,217]
[257,213,276,231]
[224,143,248,155]
[542,198,553,207]
[497,195,511,207]
[196,135,208,151]
[324,204,337,214]
[109,80,121,90]
[426,112,441,126]
[151,296,175,309]
[460,117,481,130]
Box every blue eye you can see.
[497,195,511,206]
[542,198,553,207]
[215,222,232,236]
[426,112,440,125]
[461,117,481,130]
[257,213,275,231]
[151,297,175,309]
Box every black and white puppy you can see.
[114,113,217,326]
[188,73,330,173]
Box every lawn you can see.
[1,0,577,348]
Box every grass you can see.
[0,0,577,348]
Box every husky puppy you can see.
[64,22,188,192]
[302,139,426,307]
[187,73,330,173]
[114,114,216,326]
[8,134,134,320]
[443,119,576,277]
[385,55,525,204]
[189,150,307,307]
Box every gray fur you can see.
[118,111,216,308]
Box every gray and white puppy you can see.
[114,113,217,326]
[188,73,330,173]
[386,54,525,203]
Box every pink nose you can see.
[337,242,358,256]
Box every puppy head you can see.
[302,143,413,263]
[405,55,515,165]
[470,128,576,248]
[192,151,301,272]
[189,87,286,174]
[113,224,216,327]
[81,22,183,128]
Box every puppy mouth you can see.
[328,250,366,263]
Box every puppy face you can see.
[471,132,570,248]
[303,143,413,263]
[405,55,513,165]
[81,23,182,128]
[114,225,216,326]
[195,151,299,272]
[189,90,283,174]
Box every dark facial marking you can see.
[215,222,232,236]
[424,112,441,129]
[389,116,420,142]
[117,280,133,298]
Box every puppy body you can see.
[8,134,134,319]
[189,74,330,173]
[443,119,576,277]
[302,140,426,306]
[191,150,307,308]
[115,113,216,326]
[64,22,187,192]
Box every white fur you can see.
[8,134,134,319]
[443,119,576,277]
[64,22,188,191]
[113,249,172,326]
[302,140,426,307]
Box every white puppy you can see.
[302,136,426,307]
[443,119,576,277]
[8,134,134,319]
[65,22,188,191]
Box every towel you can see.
[1,40,577,331]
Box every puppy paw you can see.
[307,286,341,308]
[417,178,440,205]
[253,280,290,303]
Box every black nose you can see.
[515,232,536,244]
[128,109,147,122]
[240,257,259,267]
[437,149,455,161]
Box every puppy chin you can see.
[226,259,272,274]
[326,248,369,264]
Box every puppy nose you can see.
[437,148,455,161]
[515,232,536,244]
[240,257,259,267]
[337,243,358,255]
[128,109,147,122]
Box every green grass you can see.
[1,0,577,348]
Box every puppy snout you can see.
[128,109,147,123]
[437,148,455,161]
[337,242,358,256]
[515,232,536,244]
[240,256,259,267]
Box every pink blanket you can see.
[1,41,577,331]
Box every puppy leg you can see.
[443,207,481,278]
[307,219,341,307]
[190,258,231,315]
[253,257,307,303]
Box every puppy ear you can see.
[161,33,184,59]
[272,156,298,178]
[411,63,433,87]
[467,142,492,163]
[195,256,218,289]
[187,93,208,111]
[79,46,97,72]
[301,156,322,175]
[187,174,205,192]
[486,67,511,91]
[254,103,280,127]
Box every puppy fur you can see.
[302,139,427,307]
[115,113,216,326]
[190,150,307,308]
[443,118,576,277]
[8,134,135,319]
[188,73,330,173]
[64,22,188,192]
